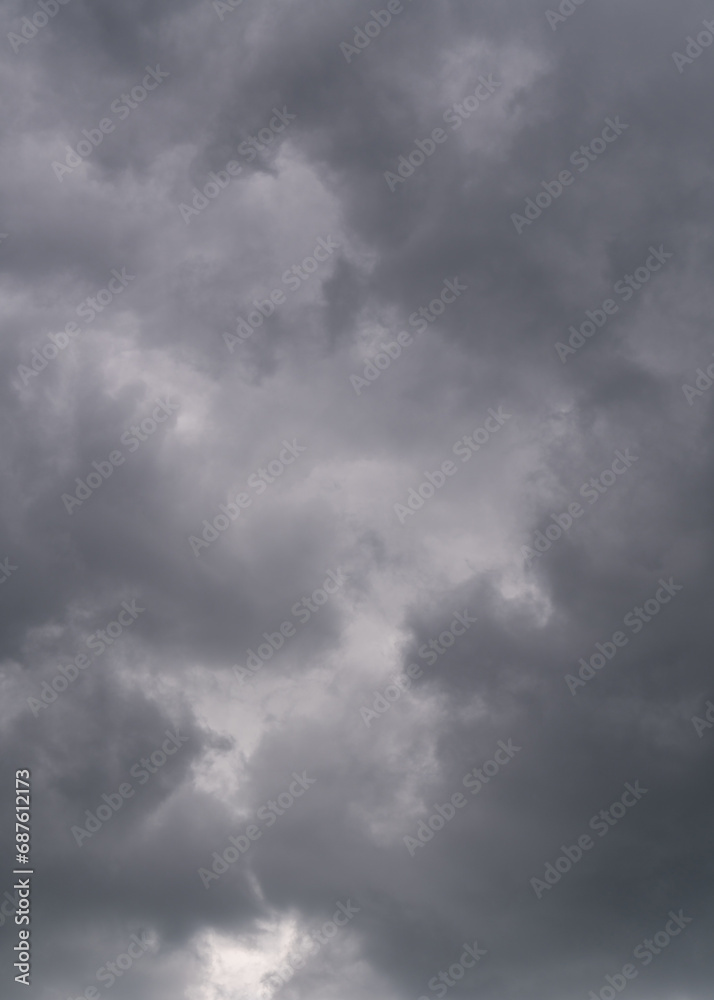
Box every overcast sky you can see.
[1,1,713,999]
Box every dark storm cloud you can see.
[1,0,713,998]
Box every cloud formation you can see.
[1,1,712,999]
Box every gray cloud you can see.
[1,1,713,998]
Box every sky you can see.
[1,1,713,999]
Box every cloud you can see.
[0,1,712,998]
